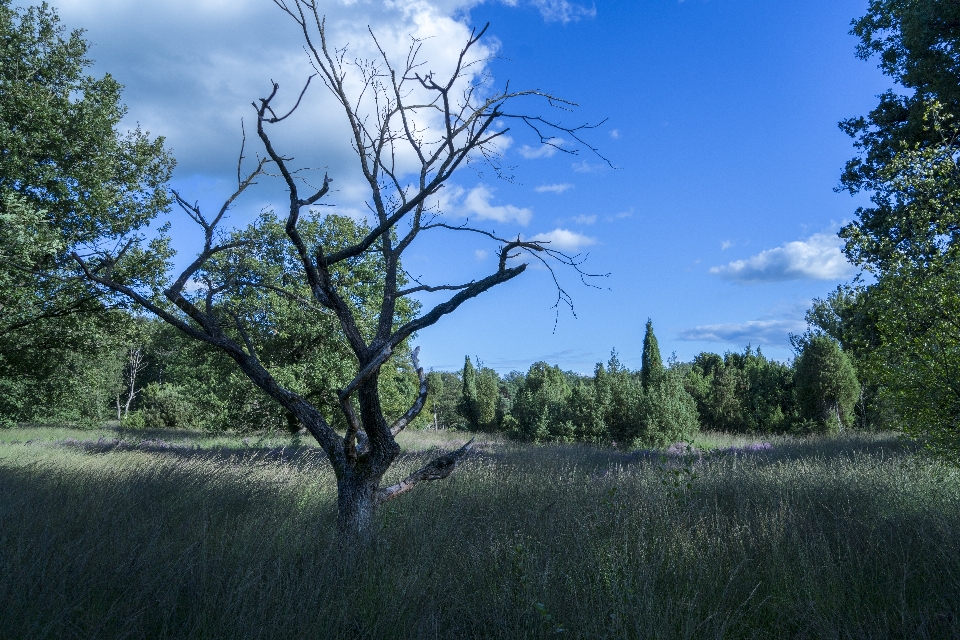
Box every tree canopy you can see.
[0,0,173,331]
[0,1,172,425]
[836,0,960,454]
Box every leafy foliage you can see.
[0,1,172,426]
[113,213,426,433]
[510,324,699,447]
[640,319,663,390]
[685,347,796,433]
[0,0,173,330]
[793,335,861,434]
[805,286,894,430]
[511,362,574,442]
[835,0,960,456]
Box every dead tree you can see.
[74,4,607,538]
[116,342,146,420]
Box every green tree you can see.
[0,0,173,331]
[840,0,960,270]
[457,356,478,429]
[475,365,501,431]
[122,213,424,434]
[686,352,743,432]
[604,351,641,444]
[793,335,861,434]
[567,362,612,443]
[0,1,172,426]
[428,371,466,429]
[640,318,664,390]
[804,285,893,430]
[587,348,699,448]
[511,362,572,442]
[837,0,960,452]
[0,309,129,426]
[685,348,796,434]
[867,262,960,453]
[639,365,699,447]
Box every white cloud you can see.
[529,228,597,251]
[709,233,855,283]
[573,214,596,225]
[572,160,604,173]
[530,0,597,23]
[535,183,573,194]
[720,240,733,250]
[519,137,565,159]
[474,249,488,260]
[604,208,633,222]
[48,0,586,227]
[609,129,620,139]
[677,319,807,344]
[47,0,497,187]
[464,185,533,225]
[439,184,533,225]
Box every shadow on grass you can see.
[1,429,958,638]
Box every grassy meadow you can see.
[1,427,959,639]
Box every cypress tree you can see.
[475,366,500,431]
[457,356,478,428]
[641,318,664,390]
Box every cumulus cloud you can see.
[529,228,597,251]
[439,184,533,225]
[535,183,573,194]
[48,1,494,183]
[47,0,580,222]
[709,233,855,283]
[519,138,565,159]
[677,319,807,344]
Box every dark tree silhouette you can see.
[73,2,607,538]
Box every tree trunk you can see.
[336,475,377,538]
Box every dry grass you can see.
[0,428,957,638]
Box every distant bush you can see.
[508,321,699,448]
[135,383,201,430]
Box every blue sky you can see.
[42,0,889,373]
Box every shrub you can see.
[794,335,860,433]
[137,383,201,430]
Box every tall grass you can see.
[0,429,957,638]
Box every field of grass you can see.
[1,427,958,638]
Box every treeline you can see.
[0,311,428,434]
[1,309,863,448]
[1,201,433,433]
[424,320,862,446]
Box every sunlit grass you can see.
[0,424,496,452]
[0,429,957,638]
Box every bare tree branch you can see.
[69,7,608,536]
[374,439,475,506]
[390,346,428,436]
